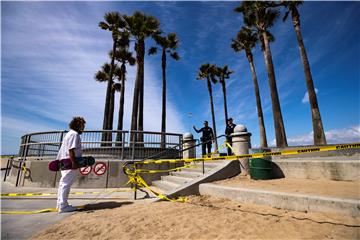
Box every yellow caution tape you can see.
[126,172,187,203]
[1,189,132,197]
[124,142,360,202]
[134,162,195,174]
[138,143,360,165]
[1,205,86,214]
[1,208,58,214]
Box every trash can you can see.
[249,148,273,180]
[249,158,273,180]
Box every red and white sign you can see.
[93,162,107,176]
[79,166,92,176]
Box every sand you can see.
[31,195,359,240]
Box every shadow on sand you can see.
[81,201,133,212]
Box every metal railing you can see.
[17,130,183,160]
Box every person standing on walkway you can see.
[193,121,214,157]
[56,116,86,213]
[225,118,236,156]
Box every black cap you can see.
[227,118,233,121]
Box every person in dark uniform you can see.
[193,121,214,157]
[225,118,236,156]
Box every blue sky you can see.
[1,1,359,155]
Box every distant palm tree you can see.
[231,26,268,148]
[99,12,127,132]
[197,63,219,151]
[148,32,180,147]
[124,12,160,135]
[215,65,233,125]
[282,1,326,145]
[114,32,136,144]
[235,1,288,147]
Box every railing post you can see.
[121,131,127,160]
[131,131,136,160]
[16,134,30,187]
[182,133,196,159]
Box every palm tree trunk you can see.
[207,78,218,151]
[292,13,326,145]
[130,41,143,146]
[131,40,145,132]
[262,32,288,147]
[221,80,229,125]
[116,63,126,146]
[102,40,116,145]
[246,50,268,148]
[109,86,115,131]
[138,40,145,133]
[161,48,166,149]
[137,40,145,145]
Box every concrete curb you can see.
[199,183,360,217]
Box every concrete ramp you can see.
[151,159,241,199]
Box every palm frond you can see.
[170,51,180,61]
[148,47,158,55]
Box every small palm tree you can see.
[282,1,326,145]
[215,65,233,125]
[235,1,288,147]
[197,63,219,151]
[231,26,268,148]
[124,11,161,135]
[149,32,180,148]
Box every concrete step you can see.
[199,182,359,217]
[161,175,194,185]
[151,180,180,192]
[184,163,222,172]
[170,170,203,178]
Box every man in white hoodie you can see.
[56,116,86,213]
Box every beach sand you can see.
[31,195,359,240]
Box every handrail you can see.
[17,130,183,160]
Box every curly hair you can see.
[69,117,86,132]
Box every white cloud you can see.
[302,88,319,103]
[270,125,360,146]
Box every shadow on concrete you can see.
[82,201,133,212]
[270,162,285,179]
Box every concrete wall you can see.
[8,159,182,188]
[272,159,360,181]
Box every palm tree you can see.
[114,32,136,145]
[216,65,233,125]
[148,32,180,148]
[124,12,160,135]
[231,26,268,148]
[235,1,288,147]
[99,12,127,132]
[282,1,326,145]
[94,63,121,138]
[197,63,219,151]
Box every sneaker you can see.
[58,205,77,213]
